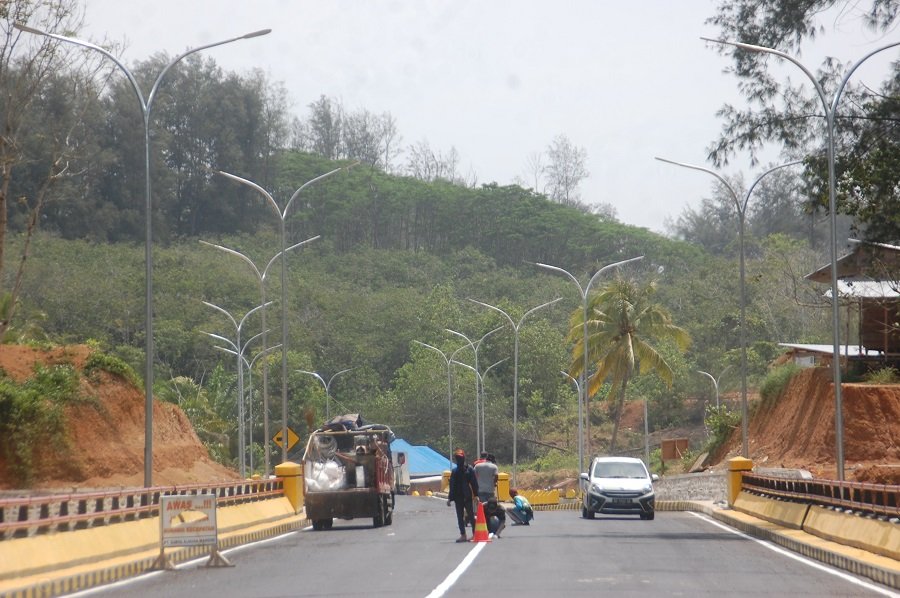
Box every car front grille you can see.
[601,490,644,499]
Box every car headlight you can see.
[642,484,653,494]
[591,483,602,495]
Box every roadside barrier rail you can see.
[0,478,284,540]
[742,473,900,518]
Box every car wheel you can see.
[640,512,655,521]
[582,506,594,519]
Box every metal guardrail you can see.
[0,478,284,540]
[742,473,900,518]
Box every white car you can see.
[579,456,658,520]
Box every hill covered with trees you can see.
[5,0,894,478]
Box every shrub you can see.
[84,350,140,388]
[0,364,81,485]
[704,403,740,455]
[650,447,667,475]
[680,448,698,470]
[862,367,900,384]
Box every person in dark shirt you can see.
[482,496,507,538]
[446,448,479,542]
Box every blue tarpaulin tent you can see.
[390,439,451,477]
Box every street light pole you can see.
[701,37,900,480]
[697,370,721,410]
[560,370,582,457]
[218,164,356,464]
[534,257,643,471]
[656,156,801,458]
[296,368,356,421]
[479,357,509,452]
[414,340,468,458]
[450,358,508,451]
[211,334,280,475]
[242,342,282,473]
[445,326,504,456]
[466,298,561,486]
[14,23,272,488]
[200,238,319,476]
[202,300,272,478]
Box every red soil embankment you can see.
[0,345,239,490]
[716,367,900,483]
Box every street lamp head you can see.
[700,36,756,52]
[13,23,47,36]
[242,29,272,39]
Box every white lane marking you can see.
[688,512,900,597]
[426,541,487,598]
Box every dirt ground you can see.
[0,345,239,490]
[1,345,897,490]
[713,366,900,484]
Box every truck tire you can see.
[312,518,333,530]
[373,499,385,528]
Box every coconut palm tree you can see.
[567,277,690,453]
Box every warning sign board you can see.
[273,427,300,451]
[159,493,218,548]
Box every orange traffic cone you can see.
[472,500,491,543]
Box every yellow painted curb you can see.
[0,498,308,598]
[803,505,900,561]
[733,491,809,529]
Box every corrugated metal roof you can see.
[806,239,900,283]
[824,280,900,299]
[777,343,882,357]
[391,439,452,477]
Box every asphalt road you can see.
[74,496,898,598]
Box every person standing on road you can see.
[473,451,499,503]
[447,448,479,542]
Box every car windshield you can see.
[593,461,647,479]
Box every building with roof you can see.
[803,239,900,364]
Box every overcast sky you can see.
[77,1,898,234]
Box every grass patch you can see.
[759,363,801,407]
[862,367,900,384]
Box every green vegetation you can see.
[759,364,801,407]
[704,404,741,456]
[0,364,82,484]
[567,277,691,452]
[650,448,667,475]
[862,367,900,385]
[9,0,891,474]
[84,350,140,388]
